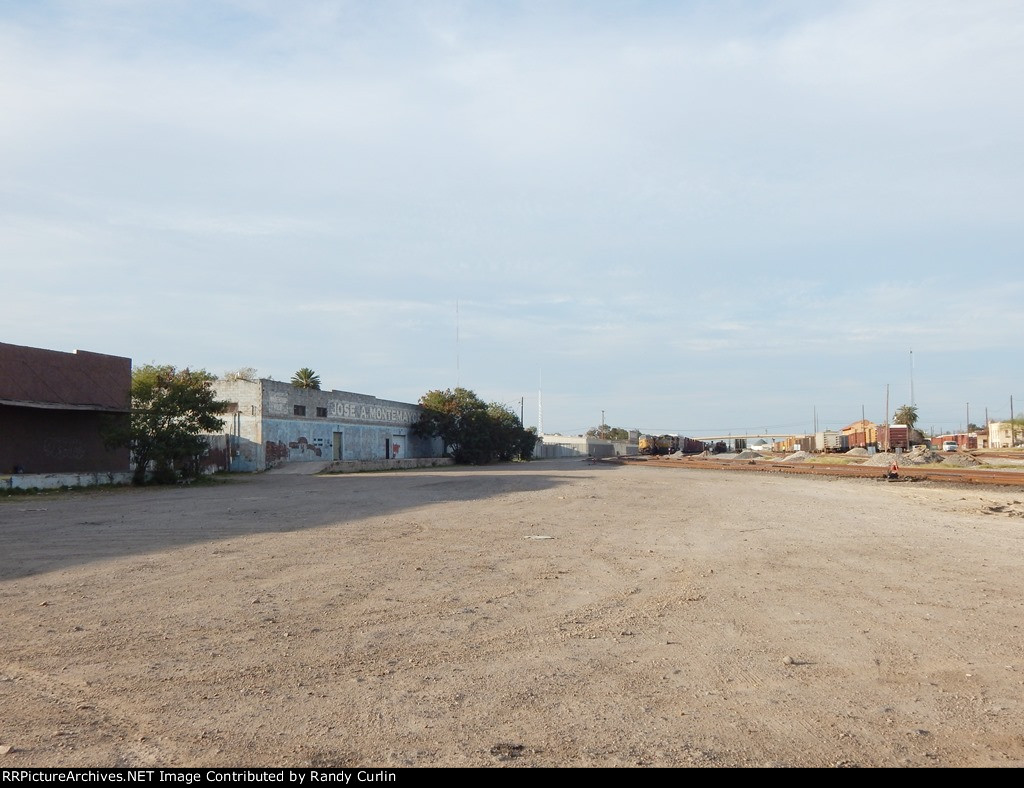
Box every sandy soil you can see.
[2,459,1024,768]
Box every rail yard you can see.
[616,451,1024,488]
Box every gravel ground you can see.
[2,459,1024,768]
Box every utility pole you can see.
[1012,396,1017,447]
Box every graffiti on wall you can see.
[265,441,290,464]
[288,437,322,457]
[265,437,323,466]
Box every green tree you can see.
[893,404,919,428]
[517,426,538,461]
[487,401,530,462]
[412,388,534,463]
[104,365,227,485]
[413,387,485,460]
[291,367,321,389]
[587,424,630,441]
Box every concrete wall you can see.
[325,457,455,474]
[1,471,133,491]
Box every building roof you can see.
[0,342,131,412]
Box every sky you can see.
[2,0,1022,438]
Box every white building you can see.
[987,421,1020,449]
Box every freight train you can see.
[638,434,707,455]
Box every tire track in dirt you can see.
[0,660,195,766]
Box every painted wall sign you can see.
[326,400,416,425]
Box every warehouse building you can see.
[0,341,131,487]
[205,378,443,472]
[535,434,638,459]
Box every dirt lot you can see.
[2,459,1024,768]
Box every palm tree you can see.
[291,368,321,389]
[893,404,919,428]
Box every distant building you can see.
[0,342,131,477]
[841,419,877,449]
[204,378,442,472]
[931,433,978,450]
[535,434,638,459]
[987,421,1019,449]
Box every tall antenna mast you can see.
[537,370,543,436]
[455,300,460,388]
[910,348,915,407]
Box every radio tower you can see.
[537,371,543,436]
[910,348,915,407]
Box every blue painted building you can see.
[205,378,441,472]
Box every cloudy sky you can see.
[3,0,1021,437]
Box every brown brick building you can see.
[0,342,131,475]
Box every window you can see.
[316,407,327,417]
[293,405,306,416]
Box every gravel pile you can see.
[783,451,811,462]
[906,446,945,464]
[942,452,981,467]
[735,450,764,460]
[863,452,902,467]
[847,447,870,457]
[865,449,945,466]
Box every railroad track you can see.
[609,456,1024,488]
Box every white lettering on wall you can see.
[327,400,415,425]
